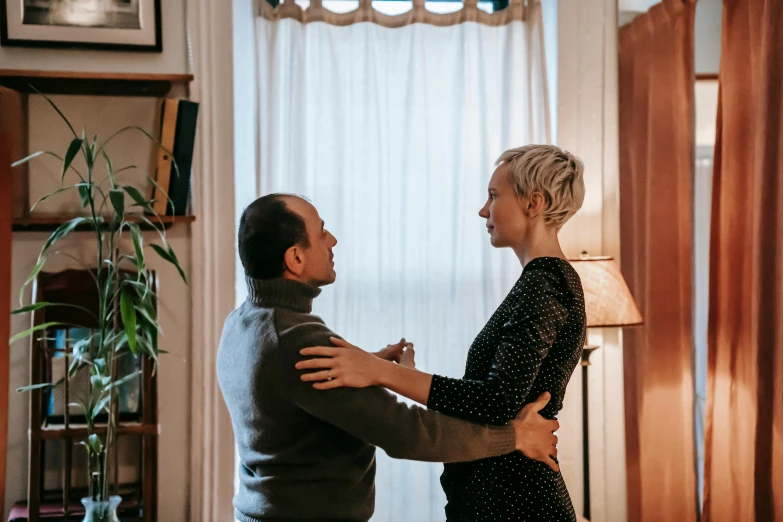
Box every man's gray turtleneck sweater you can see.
[217,277,516,522]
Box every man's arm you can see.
[281,322,516,463]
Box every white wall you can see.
[558,1,623,521]
[3,1,193,519]
[694,0,721,75]
[0,0,189,73]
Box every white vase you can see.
[80,495,122,522]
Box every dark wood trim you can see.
[33,424,159,440]
[0,88,30,217]
[695,73,719,81]
[0,0,163,53]
[13,214,196,232]
[0,69,193,97]
[0,69,193,82]
[0,130,11,522]
[28,291,45,522]
[142,348,158,522]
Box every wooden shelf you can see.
[0,69,193,97]
[12,214,196,232]
[33,422,157,440]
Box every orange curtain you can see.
[618,1,698,521]
[703,1,783,520]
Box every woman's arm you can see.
[374,358,434,405]
[297,270,569,424]
[297,338,435,405]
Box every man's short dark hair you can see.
[238,194,310,279]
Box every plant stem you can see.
[91,471,99,501]
[88,453,94,499]
[84,141,109,501]
[98,451,105,500]
[103,245,120,501]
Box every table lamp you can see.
[569,252,642,520]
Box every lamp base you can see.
[581,343,600,520]
[582,343,600,366]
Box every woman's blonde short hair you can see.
[496,145,585,229]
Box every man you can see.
[217,194,560,522]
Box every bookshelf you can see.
[1,70,197,229]
[1,69,196,521]
[12,214,196,232]
[0,69,194,97]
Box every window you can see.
[267,0,509,14]
[693,77,718,512]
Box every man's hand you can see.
[374,338,407,363]
[511,392,560,472]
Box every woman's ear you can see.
[527,192,546,218]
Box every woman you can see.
[296,145,586,521]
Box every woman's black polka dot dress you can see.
[427,257,586,522]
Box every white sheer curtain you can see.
[244,3,551,520]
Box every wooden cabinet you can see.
[23,270,158,522]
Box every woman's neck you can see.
[512,226,566,267]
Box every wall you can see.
[0,0,188,73]
[558,0,623,521]
[570,2,722,520]
[694,0,721,75]
[2,1,192,520]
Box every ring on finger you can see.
[327,371,333,381]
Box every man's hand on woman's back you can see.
[512,392,560,472]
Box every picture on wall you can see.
[1,0,162,51]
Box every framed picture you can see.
[1,0,162,52]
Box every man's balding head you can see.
[238,194,337,286]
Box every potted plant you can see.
[9,92,186,522]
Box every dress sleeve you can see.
[427,270,569,425]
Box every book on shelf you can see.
[152,98,199,216]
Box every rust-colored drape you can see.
[703,1,783,520]
[618,1,698,521]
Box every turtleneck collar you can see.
[246,276,322,313]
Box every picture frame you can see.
[1,0,162,52]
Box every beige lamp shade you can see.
[568,253,643,328]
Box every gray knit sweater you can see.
[216,277,517,522]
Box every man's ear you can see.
[284,246,305,277]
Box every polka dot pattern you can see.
[428,257,586,521]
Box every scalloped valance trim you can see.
[259,0,533,27]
